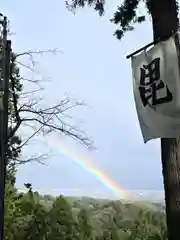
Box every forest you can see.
[4,180,167,240]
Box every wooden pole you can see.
[0,16,10,240]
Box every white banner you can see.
[131,34,180,142]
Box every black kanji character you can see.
[138,57,173,107]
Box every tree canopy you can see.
[4,184,168,240]
[66,0,179,40]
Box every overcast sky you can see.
[2,0,163,199]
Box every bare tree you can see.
[7,49,92,167]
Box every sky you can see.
[1,0,163,199]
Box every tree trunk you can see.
[148,0,180,239]
[161,139,180,240]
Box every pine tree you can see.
[77,208,93,240]
[48,195,76,240]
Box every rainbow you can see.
[46,135,134,201]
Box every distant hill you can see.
[33,191,165,210]
[18,187,165,203]
[65,196,165,212]
[18,187,165,215]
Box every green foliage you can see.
[78,208,92,239]
[66,0,105,16]
[3,185,167,240]
[2,50,24,239]
[6,54,23,164]
[110,0,145,39]
[66,0,179,39]
[66,0,146,39]
[48,195,77,240]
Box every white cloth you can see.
[131,34,180,142]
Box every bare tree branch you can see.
[15,49,63,58]
[20,76,51,84]
[15,49,63,74]
[12,154,48,166]
[7,48,92,168]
